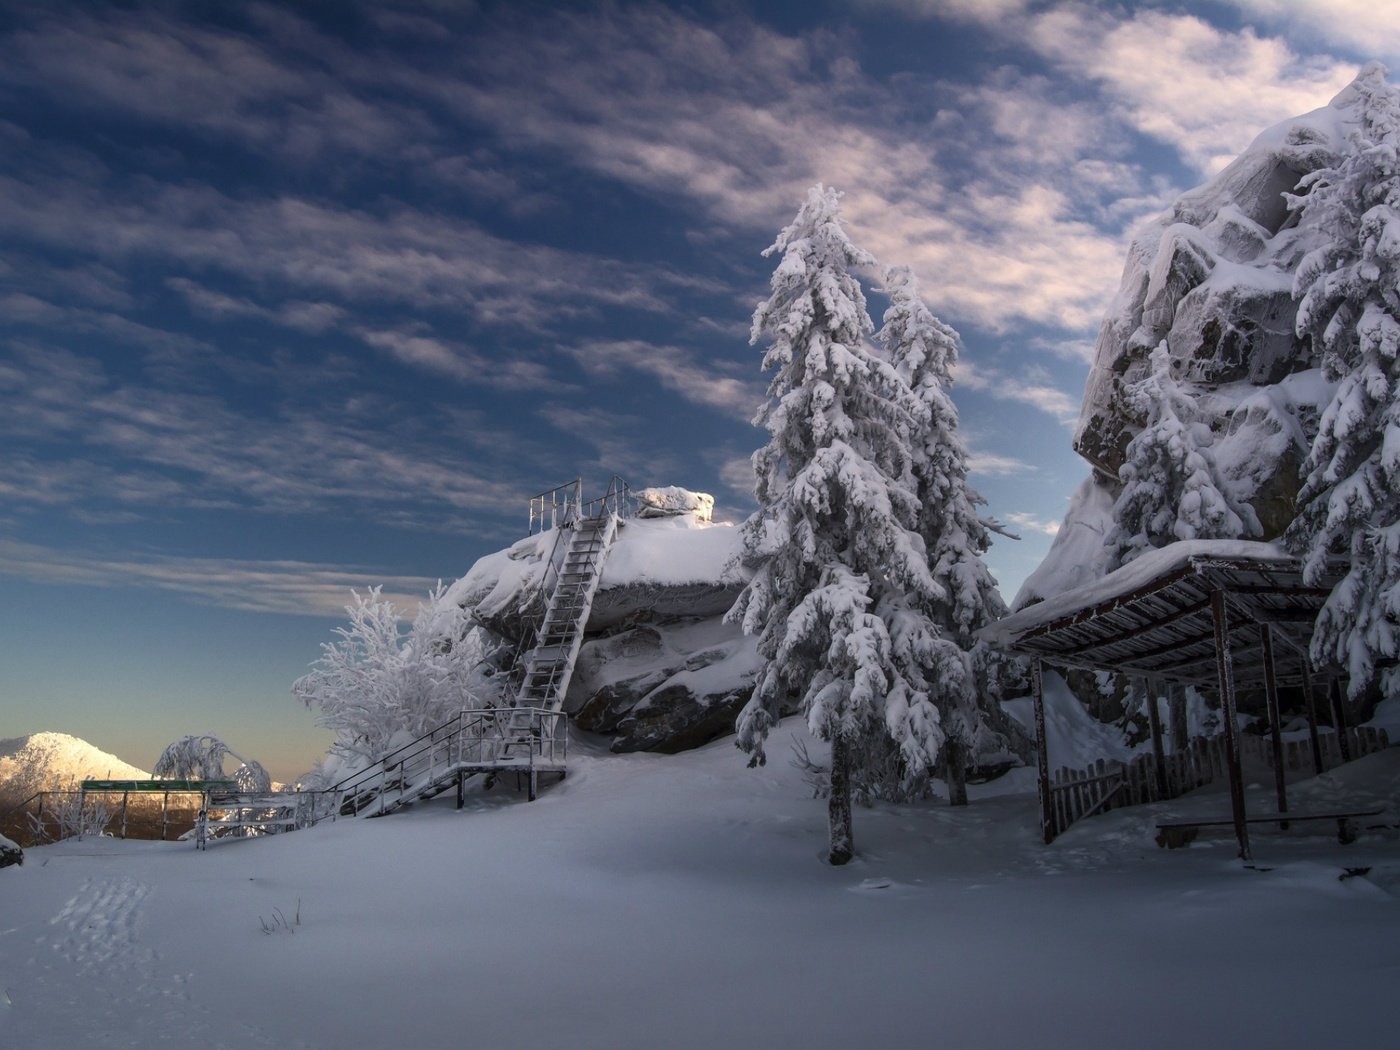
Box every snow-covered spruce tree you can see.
[727,185,942,864]
[878,265,1010,804]
[1105,341,1260,569]
[1286,62,1400,701]
[293,584,495,777]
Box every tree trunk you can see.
[828,733,854,865]
[944,737,969,807]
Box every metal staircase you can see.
[514,511,618,712]
[190,477,629,843]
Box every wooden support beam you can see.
[1261,625,1288,829]
[1144,675,1168,799]
[1329,677,1352,763]
[1302,672,1325,774]
[1032,658,1053,844]
[1169,682,1189,754]
[1211,589,1251,861]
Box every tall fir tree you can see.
[877,265,1009,803]
[1286,62,1400,700]
[1105,342,1259,569]
[727,185,942,863]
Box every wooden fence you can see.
[1046,725,1391,842]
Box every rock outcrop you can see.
[446,506,758,754]
[1021,74,1375,608]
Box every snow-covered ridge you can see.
[0,732,151,803]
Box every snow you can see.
[983,539,1293,647]
[0,732,151,804]
[3,730,1399,1048]
[598,516,742,589]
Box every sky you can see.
[1,0,1395,783]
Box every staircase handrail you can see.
[528,478,583,534]
[580,474,631,521]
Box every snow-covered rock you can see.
[0,831,21,868]
[446,514,756,753]
[634,486,714,522]
[1032,74,1381,602]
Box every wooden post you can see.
[1302,672,1325,774]
[1211,589,1251,861]
[1260,625,1288,829]
[161,790,170,841]
[120,790,129,839]
[1169,683,1189,754]
[1144,676,1168,800]
[1031,659,1054,844]
[1329,677,1352,763]
[456,769,465,810]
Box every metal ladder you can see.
[514,511,618,713]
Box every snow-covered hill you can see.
[0,732,151,804]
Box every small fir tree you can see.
[728,185,946,863]
[1286,62,1400,699]
[1106,342,1259,568]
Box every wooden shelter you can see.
[978,540,1348,860]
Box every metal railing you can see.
[528,478,583,534]
[325,707,569,819]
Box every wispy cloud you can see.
[1220,1,1400,63]
[566,340,760,420]
[1025,7,1356,173]
[966,451,1032,476]
[0,341,531,531]
[0,537,438,618]
[1003,511,1061,537]
[954,359,1080,426]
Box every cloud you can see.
[0,537,438,618]
[1220,1,1400,62]
[852,0,1034,21]
[405,5,1134,334]
[965,451,1032,476]
[1025,7,1356,173]
[954,359,1080,426]
[1002,511,1061,537]
[566,340,761,420]
[0,341,532,532]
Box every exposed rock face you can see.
[564,618,764,752]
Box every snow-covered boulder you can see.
[0,832,21,868]
[564,618,764,752]
[445,514,755,753]
[634,486,714,522]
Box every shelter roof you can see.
[978,540,1337,687]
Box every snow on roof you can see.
[979,539,1294,648]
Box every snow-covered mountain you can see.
[0,732,151,806]
[1018,71,1373,607]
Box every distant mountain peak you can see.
[0,732,152,803]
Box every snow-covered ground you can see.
[2,731,1398,1050]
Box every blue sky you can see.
[1,0,1393,781]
